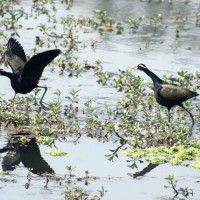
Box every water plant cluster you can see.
[122,144,200,169]
[0,68,199,147]
[0,0,200,199]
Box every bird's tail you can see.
[191,91,199,97]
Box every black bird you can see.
[133,64,198,125]
[0,37,60,106]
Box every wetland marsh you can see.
[0,0,200,199]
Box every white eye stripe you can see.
[138,64,146,68]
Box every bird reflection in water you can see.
[0,132,54,175]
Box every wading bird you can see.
[133,64,198,125]
[0,37,60,106]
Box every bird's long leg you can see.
[167,108,171,122]
[179,104,194,125]
[37,86,48,106]
[13,93,17,101]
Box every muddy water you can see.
[0,0,200,200]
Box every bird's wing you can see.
[5,38,27,74]
[22,49,60,79]
[159,83,197,101]
[7,38,27,63]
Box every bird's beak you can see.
[131,66,138,69]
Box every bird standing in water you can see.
[133,64,198,125]
[0,37,60,106]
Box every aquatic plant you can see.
[46,149,67,156]
[165,175,193,198]
[121,144,200,169]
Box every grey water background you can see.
[0,0,200,199]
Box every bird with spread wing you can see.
[0,37,61,106]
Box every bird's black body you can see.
[134,64,198,125]
[0,37,61,105]
[10,74,37,94]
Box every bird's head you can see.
[132,64,147,71]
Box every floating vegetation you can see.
[1,0,200,199]
[122,143,200,169]
[37,136,56,145]
[46,149,67,156]
[20,136,31,143]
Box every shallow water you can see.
[0,132,200,200]
[0,0,200,199]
